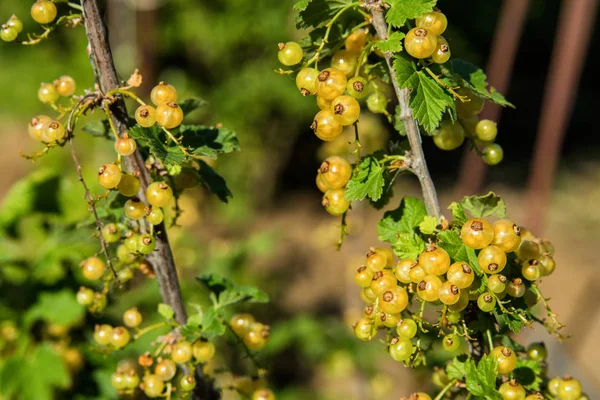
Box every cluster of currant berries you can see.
[27,75,76,143]
[1,0,60,42]
[99,307,217,397]
[134,82,185,130]
[316,155,352,216]
[230,313,270,351]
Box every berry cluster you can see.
[316,156,352,216]
[135,82,185,130]
[230,313,271,351]
[0,15,23,42]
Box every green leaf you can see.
[446,356,468,380]
[392,232,426,259]
[295,0,350,29]
[460,192,507,218]
[179,124,240,159]
[128,125,185,167]
[372,31,405,53]
[448,202,468,224]
[495,311,525,334]
[344,154,385,202]
[408,71,455,132]
[377,197,427,243]
[514,359,543,391]
[299,24,345,63]
[24,290,85,328]
[180,323,203,343]
[200,308,226,340]
[419,215,438,234]
[451,59,514,107]
[158,303,175,320]
[179,98,207,115]
[81,119,110,138]
[393,54,417,88]
[385,0,437,28]
[197,273,269,308]
[464,355,502,399]
[198,160,233,203]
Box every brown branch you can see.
[369,2,442,218]
[80,1,218,398]
[67,94,120,284]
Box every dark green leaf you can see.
[464,355,502,399]
[446,356,468,380]
[179,98,207,115]
[514,359,543,391]
[179,124,240,159]
[299,24,345,62]
[363,61,392,83]
[345,154,385,202]
[128,125,185,167]
[451,59,514,107]
[197,273,269,308]
[295,0,350,29]
[198,160,233,203]
[372,31,405,53]
[460,192,507,218]
[386,0,437,28]
[377,197,427,243]
[391,232,426,259]
[201,308,226,340]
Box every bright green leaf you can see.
[464,355,501,399]
[24,290,85,328]
[409,71,454,133]
[392,232,426,259]
[393,54,417,88]
[377,197,427,243]
[158,303,175,320]
[201,308,226,340]
[446,356,467,380]
[419,215,438,234]
[197,273,269,308]
[451,59,514,107]
[344,154,385,202]
[372,31,405,53]
[460,192,507,218]
[514,359,543,391]
[386,0,437,28]
[448,202,468,224]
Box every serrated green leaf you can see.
[197,273,269,308]
[345,154,385,202]
[419,215,438,234]
[24,290,85,328]
[295,0,350,29]
[514,359,543,391]
[299,24,345,63]
[446,356,468,380]
[377,197,427,243]
[392,232,426,259]
[158,303,175,320]
[451,59,514,107]
[201,308,226,340]
[128,125,186,167]
[198,160,232,203]
[409,71,455,132]
[294,0,310,11]
[179,124,240,159]
[448,202,468,224]
[372,31,405,53]
[465,355,502,399]
[393,54,417,88]
[180,324,203,343]
[438,229,482,274]
[460,192,507,218]
[385,0,437,28]
[179,98,207,115]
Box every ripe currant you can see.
[296,68,319,96]
[345,29,367,53]
[0,25,18,42]
[192,340,216,363]
[431,36,451,64]
[38,82,59,104]
[316,68,347,101]
[347,76,369,99]
[433,120,465,150]
[135,105,157,127]
[277,41,303,66]
[101,223,121,243]
[150,82,177,106]
[404,28,438,59]
[117,174,140,197]
[379,286,408,314]
[146,182,174,207]
[491,346,518,374]
[311,109,343,141]
[322,188,349,216]
[442,333,460,352]
[477,292,496,312]
[330,49,358,78]
[124,198,146,220]
[98,164,122,189]
[416,10,448,35]
[110,326,131,349]
[28,115,52,141]
[155,102,184,129]
[171,341,193,363]
[417,275,443,302]
[394,259,417,284]
[389,337,413,362]
[396,318,418,339]
[81,256,106,280]
[492,219,521,252]
[331,95,361,126]
[478,245,507,274]
[114,135,137,156]
[461,218,494,249]
[482,143,504,165]
[31,1,57,24]
[418,244,450,276]
[54,75,76,97]
[446,262,474,289]
[123,307,143,328]
[319,156,352,189]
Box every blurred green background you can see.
[0,0,599,399]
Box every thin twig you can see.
[66,95,120,284]
[370,2,442,218]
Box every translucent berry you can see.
[150,82,177,106]
[347,76,369,99]
[380,286,408,314]
[101,223,121,243]
[171,341,193,363]
[331,95,361,126]
[38,82,59,104]
[488,274,507,293]
[181,375,197,391]
[319,156,352,189]
[54,75,76,97]
[521,259,541,281]
[192,340,215,363]
[322,188,349,216]
[81,256,106,280]
[111,326,131,349]
[506,278,526,298]
[98,164,122,189]
[123,307,143,328]
[117,174,140,197]
[433,120,465,150]
[146,207,164,225]
[396,318,418,339]
[331,50,358,78]
[370,270,397,296]
[316,68,347,101]
[499,380,526,400]
[31,1,57,24]
[278,41,303,66]
[417,275,443,302]
[114,135,137,156]
[138,234,156,255]
[41,120,66,142]
[461,218,494,249]
[28,115,52,141]
[0,25,18,42]
[527,342,547,362]
[311,109,343,141]
[76,287,95,306]
[431,36,451,64]
[389,337,413,361]
[242,322,270,350]
[416,10,448,35]
[143,374,165,398]
[446,262,474,289]
[439,281,460,305]
[156,102,184,129]
[442,333,460,352]
[557,377,583,400]
[354,266,373,287]
[296,68,319,95]
[409,264,426,283]
[154,359,177,381]
[478,245,507,274]
[135,105,157,127]
[93,324,113,346]
[230,313,255,336]
[418,244,450,276]
[477,292,496,312]
[6,15,23,33]
[394,259,416,284]
[366,91,388,114]
[491,346,518,374]
[482,143,504,165]
[404,28,438,59]
[345,29,367,53]
[146,182,173,207]
[455,88,485,118]
[492,219,521,252]
[475,119,498,142]
[124,198,146,220]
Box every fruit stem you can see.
[370,3,442,218]
[133,321,171,340]
[336,211,349,250]
[485,329,494,352]
[433,379,457,400]
[423,66,468,102]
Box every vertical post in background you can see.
[135,0,159,95]
[454,0,530,197]
[525,0,598,234]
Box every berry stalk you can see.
[80,1,218,399]
[369,1,442,218]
